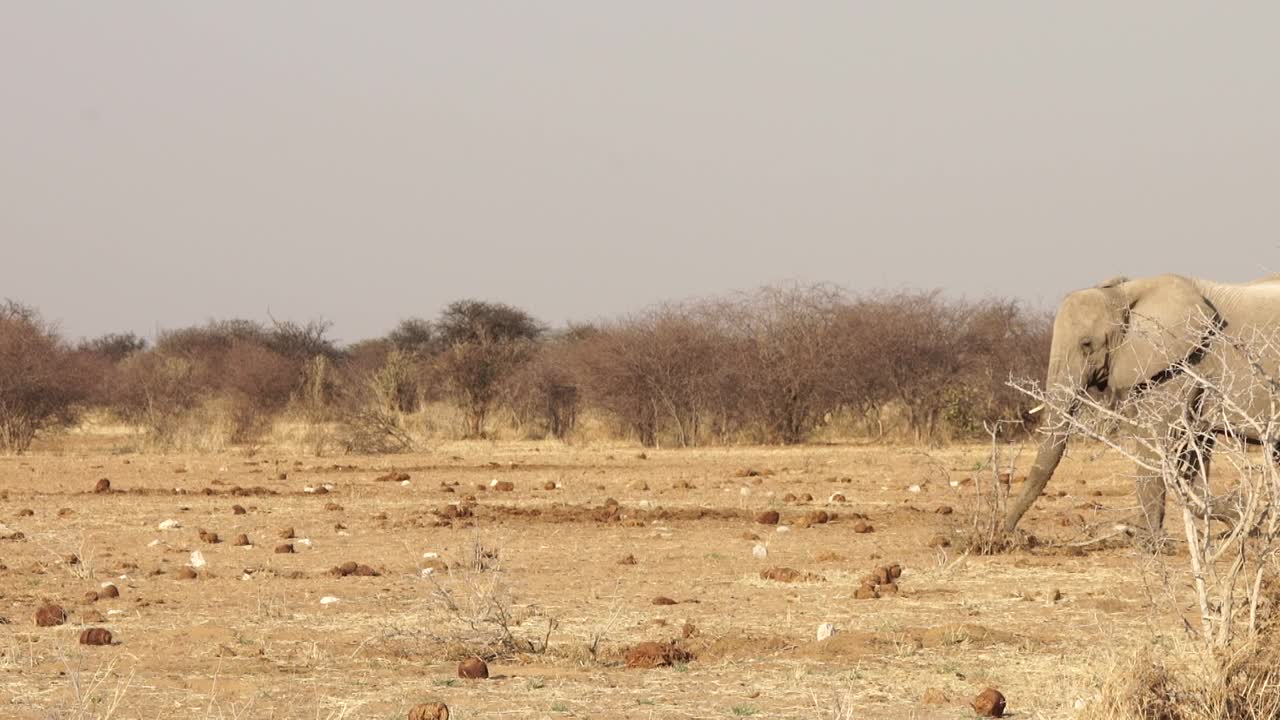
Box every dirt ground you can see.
[0,438,1198,719]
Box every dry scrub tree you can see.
[434,300,542,438]
[0,301,87,452]
[1015,310,1280,648]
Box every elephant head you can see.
[1003,274,1222,533]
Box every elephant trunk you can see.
[1003,352,1075,533]
[1003,419,1068,532]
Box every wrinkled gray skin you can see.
[1004,273,1280,537]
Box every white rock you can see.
[296,538,313,547]
[490,478,499,487]
[147,539,161,547]
[319,596,339,605]
[158,519,181,530]
[949,480,961,488]
[752,544,768,560]
[776,526,790,534]
[817,623,837,641]
[422,552,440,559]
[322,483,334,491]
[638,500,655,510]
[106,609,124,616]
[303,486,317,493]
[739,487,751,497]
[400,480,411,487]
[420,567,435,576]
[189,551,206,568]
[908,484,922,493]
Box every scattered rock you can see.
[618,554,637,565]
[817,623,837,641]
[754,510,780,525]
[752,544,768,560]
[233,534,251,546]
[457,656,489,679]
[407,703,450,720]
[79,628,113,646]
[375,471,411,483]
[854,584,879,600]
[99,584,119,599]
[93,478,111,494]
[652,596,678,606]
[278,527,295,539]
[198,529,220,544]
[972,688,1006,717]
[83,591,99,604]
[231,505,247,515]
[157,519,181,530]
[176,567,198,580]
[324,502,343,511]
[274,543,295,554]
[624,641,692,669]
[852,520,874,534]
[331,561,380,577]
[829,493,847,503]
[935,505,954,515]
[492,480,515,492]
[544,481,557,491]
[35,603,68,627]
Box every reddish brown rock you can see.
[854,583,879,600]
[99,584,120,599]
[493,481,515,492]
[755,510,780,525]
[83,591,99,604]
[231,504,247,515]
[618,554,637,565]
[233,534,251,546]
[176,567,198,580]
[93,478,111,494]
[324,502,343,511]
[35,603,67,627]
[79,628,113,646]
[852,520,874,534]
[972,688,1006,717]
[274,543,295,554]
[652,596,678,606]
[457,656,489,679]
[935,505,954,515]
[544,481,557,490]
[198,529,220,544]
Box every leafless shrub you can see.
[0,301,89,452]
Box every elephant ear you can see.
[1107,275,1218,390]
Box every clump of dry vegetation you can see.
[1,285,1051,453]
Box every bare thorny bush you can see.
[1013,311,1280,717]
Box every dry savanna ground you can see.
[0,436,1201,719]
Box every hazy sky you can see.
[4,3,1279,343]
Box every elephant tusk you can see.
[1028,404,1045,415]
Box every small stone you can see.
[176,567,198,580]
[79,628,113,646]
[99,584,120,599]
[544,482,557,491]
[817,622,837,641]
[755,510,780,525]
[935,505,954,515]
[93,478,111,493]
[752,544,768,560]
[854,584,878,600]
[493,481,515,492]
[972,688,1006,717]
[852,520,873,534]
[83,591,99,604]
[231,504,247,515]
[158,519,181,530]
[234,534,251,546]
[618,554,637,565]
[274,543,295,554]
[652,596,678,606]
[35,603,67,627]
[457,656,489,679]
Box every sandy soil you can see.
[0,439,1195,719]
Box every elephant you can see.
[1003,273,1280,537]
